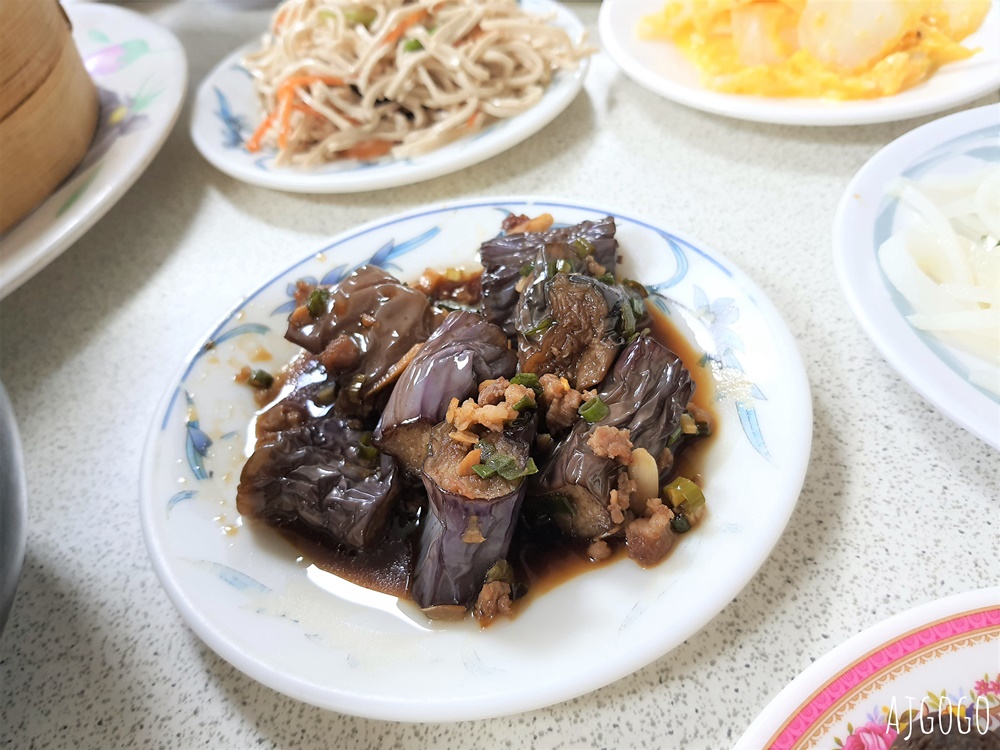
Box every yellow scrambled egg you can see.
[639,0,989,99]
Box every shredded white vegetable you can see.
[243,0,592,166]
[878,168,1000,387]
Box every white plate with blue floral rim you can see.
[599,0,1000,127]
[140,197,812,721]
[834,104,1000,450]
[0,4,187,300]
[189,0,589,193]
[733,587,1000,750]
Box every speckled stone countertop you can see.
[1,2,997,748]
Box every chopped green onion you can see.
[434,300,479,313]
[630,296,647,320]
[358,432,379,461]
[313,385,337,406]
[524,317,554,337]
[597,272,615,284]
[572,237,594,257]
[473,442,538,481]
[248,369,274,389]
[472,463,496,479]
[512,395,534,411]
[670,514,692,534]
[664,476,706,514]
[578,395,609,423]
[510,372,539,388]
[622,278,649,298]
[620,300,636,341]
[666,425,683,450]
[403,38,423,51]
[307,288,329,318]
[343,7,377,27]
[485,559,516,585]
[345,373,367,403]
[519,262,534,277]
[510,372,543,397]
[555,259,573,274]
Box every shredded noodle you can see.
[243,0,592,166]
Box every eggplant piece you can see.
[237,415,399,550]
[531,335,694,539]
[479,216,619,336]
[411,420,535,611]
[373,311,517,473]
[284,265,439,417]
[515,273,645,390]
[253,357,337,443]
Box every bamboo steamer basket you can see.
[0,0,70,120]
[0,5,99,234]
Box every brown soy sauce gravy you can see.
[272,302,717,616]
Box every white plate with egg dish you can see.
[140,197,812,721]
[0,2,187,300]
[599,0,1000,127]
[190,0,591,193]
[834,104,1000,450]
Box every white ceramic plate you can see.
[0,382,27,635]
[140,197,812,721]
[734,587,1000,749]
[599,0,1000,126]
[834,104,1000,450]
[0,4,187,300]
[190,0,589,193]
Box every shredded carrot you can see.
[465,111,482,129]
[276,91,294,150]
[247,76,347,153]
[276,75,345,98]
[274,7,288,31]
[341,139,394,161]
[246,110,276,153]
[384,10,428,45]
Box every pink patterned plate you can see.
[734,588,1000,749]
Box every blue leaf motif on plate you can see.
[275,226,442,311]
[646,232,690,291]
[366,225,440,272]
[167,489,197,515]
[190,560,271,594]
[213,86,247,149]
[651,287,772,462]
[184,391,213,480]
[272,277,319,316]
[688,287,772,461]
[209,323,270,347]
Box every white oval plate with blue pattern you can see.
[189,0,588,193]
[140,198,812,721]
[834,104,1000,449]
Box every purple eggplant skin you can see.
[373,311,517,474]
[479,216,619,336]
[530,335,694,540]
[515,272,646,390]
[237,415,399,550]
[410,420,535,610]
[284,265,439,417]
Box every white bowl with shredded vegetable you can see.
[190,0,590,193]
[834,104,1000,449]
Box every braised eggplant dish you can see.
[236,214,713,623]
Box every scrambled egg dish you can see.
[639,0,990,98]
